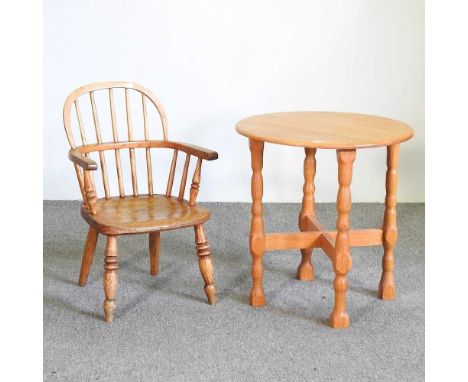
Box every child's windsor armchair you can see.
[63,81,218,322]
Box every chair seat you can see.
[81,194,211,235]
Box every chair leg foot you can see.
[103,300,116,323]
[78,227,99,286]
[103,236,118,323]
[204,284,217,305]
[194,225,217,305]
[297,248,314,281]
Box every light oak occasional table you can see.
[236,112,413,329]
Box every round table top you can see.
[235,112,413,149]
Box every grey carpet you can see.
[43,202,424,382]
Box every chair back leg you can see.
[78,227,99,286]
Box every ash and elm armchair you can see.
[63,81,218,322]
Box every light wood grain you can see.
[64,81,169,142]
[70,140,218,161]
[142,94,154,195]
[189,158,202,206]
[379,144,399,300]
[103,235,118,323]
[125,89,138,196]
[63,82,218,322]
[74,100,86,146]
[90,91,110,199]
[83,170,97,215]
[236,112,413,149]
[330,149,355,329]
[149,231,160,276]
[81,194,211,235]
[108,89,125,197]
[194,224,217,304]
[305,215,336,260]
[166,149,178,196]
[297,147,316,281]
[78,227,99,286]
[265,232,321,251]
[237,112,411,329]
[249,139,266,307]
[178,154,191,201]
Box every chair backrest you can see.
[63,81,185,201]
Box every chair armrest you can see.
[68,149,98,170]
[170,141,218,161]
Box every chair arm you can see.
[170,141,218,161]
[68,149,98,170]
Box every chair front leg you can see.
[78,227,99,286]
[194,224,217,305]
[103,235,118,322]
[149,232,160,276]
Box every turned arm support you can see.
[68,149,98,214]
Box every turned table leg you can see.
[149,231,160,276]
[103,236,118,323]
[249,139,266,307]
[379,144,399,299]
[194,224,217,305]
[330,149,355,329]
[297,147,317,281]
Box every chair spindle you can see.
[83,170,97,215]
[74,163,86,202]
[166,150,178,196]
[178,154,191,201]
[125,89,138,196]
[74,99,87,145]
[108,89,125,197]
[142,94,153,195]
[189,158,202,206]
[90,91,110,199]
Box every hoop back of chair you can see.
[63,81,169,199]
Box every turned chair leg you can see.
[149,232,160,276]
[103,236,119,323]
[297,147,317,281]
[249,139,266,306]
[194,225,217,305]
[379,144,399,299]
[78,227,99,286]
[330,149,355,329]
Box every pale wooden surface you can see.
[78,227,99,286]
[237,112,412,328]
[194,225,217,304]
[379,144,399,299]
[297,147,316,281]
[330,149,355,329]
[149,232,160,276]
[236,112,413,149]
[248,139,266,307]
[81,195,211,235]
